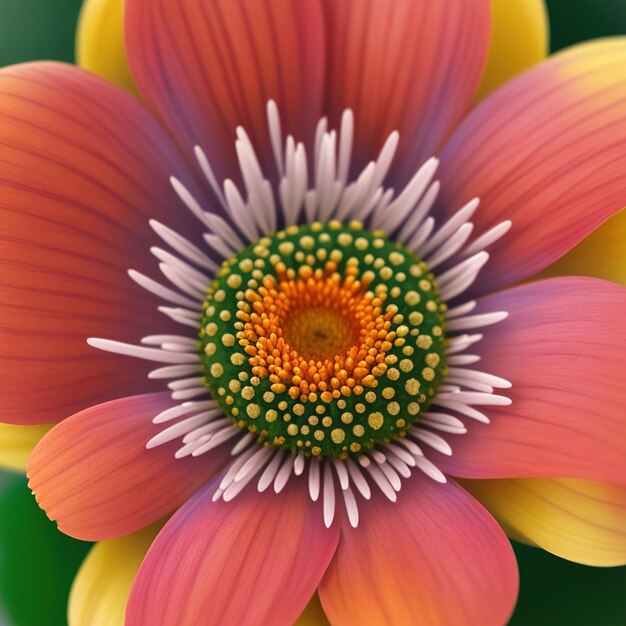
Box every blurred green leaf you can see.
[0,472,91,626]
[510,542,626,625]
[0,0,83,67]
[546,0,626,51]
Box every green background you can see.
[0,0,625,624]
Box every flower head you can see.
[1,1,625,624]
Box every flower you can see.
[1,0,625,625]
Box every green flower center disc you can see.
[198,221,447,459]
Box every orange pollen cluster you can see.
[236,262,396,403]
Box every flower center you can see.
[198,220,447,458]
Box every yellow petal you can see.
[76,0,135,93]
[68,522,160,626]
[538,207,626,285]
[295,593,330,626]
[464,478,626,566]
[475,0,549,101]
[0,423,52,472]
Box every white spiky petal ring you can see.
[89,103,512,528]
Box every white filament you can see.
[87,102,512,529]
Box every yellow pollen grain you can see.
[391,287,401,298]
[219,310,232,322]
[426,353,441,368]
[341,412,353,424]
[287,424,298,436]
[263,391,275,403]
[417,335,433,349]
[300,425,310,435]
[205,343,216,356]
[210,363,224,377]
[408,403,420,416]
[368,412,384,430]
[206,323,218,337]
[408,311,423,325]
[300,235,315,250]
[314,430,325,441]
[422,367,435,381]
[382,387,395,399]
[266,410,278,423]
[337,233,353,246]
[379,266,393,280]
[222,334,235,347]
[278,241,294,256]
[293,404,305,416]
[331,428,346,444]
[350,442,362,452]
[389,251,404,266]
[405,379,420,395]
[308,416,319,426]
[246,404,260,419]
[355,403,366,414]
[400,359,414,373]
[426,300,437,312]
[241,386,255,400]
[229,380,241,393]
[353,424,365,437]
[214,290,226,302]
[387,402,400,416]
[396,325,409,337]
[355,237,369,251]
[322,416,333,427]
[387,368,400,381]
[231,353,245,366]
[365,391,377,403]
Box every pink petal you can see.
[436,277,626,486]
[319,474,518,626]
[0,62,205,425]
[27,393,228,541]
[437,38,626,295]
[126,0,326,182]
[323,0,490,182]
[126,477,339,626]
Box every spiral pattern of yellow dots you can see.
[198,221,447,458]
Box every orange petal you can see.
[28,393,228,541]
[126,477,339,626]
[125,0,326,182]
[319,475,518,626]
[0,62,204,425]
[323,0,491,183]
[438,38,626,295]
[435,277,626,487]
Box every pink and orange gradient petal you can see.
[435,277,626,486]
[126,477,339,626]
[319,475,518,626]
[125,0,326,183]
[323,0,490,183]
[438,38,626,296]
[27,393,229,541]
[463,477,626,567]
[0,62,204,425]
